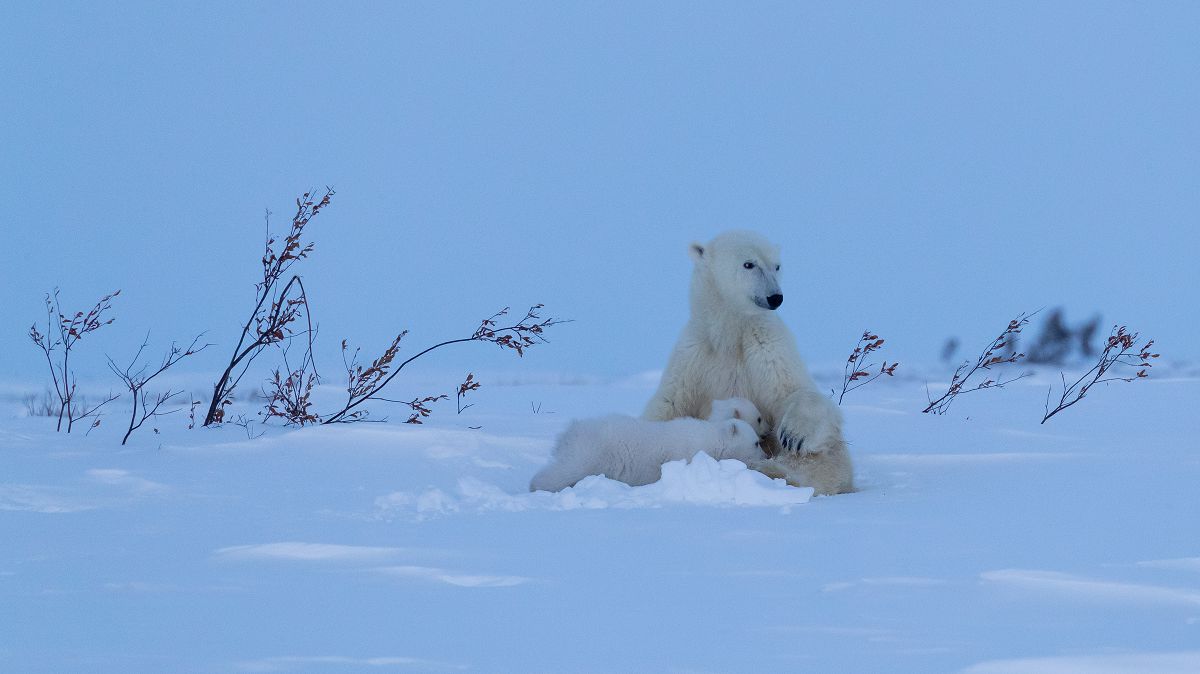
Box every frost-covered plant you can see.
[1041,325,1158,424]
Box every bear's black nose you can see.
[767,294,783,309]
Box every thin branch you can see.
[837,330,898,405]
[923,311,1035,415]
[29,288,120,432]
[108,333,210,444]
[1041,325,1158,423]
[322,306,568,424]
[456,373,480,414]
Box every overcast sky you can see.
[3,2,1197,390]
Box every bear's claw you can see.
[779,431,804,453]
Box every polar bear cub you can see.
[529,398,766,492]
[709,397,770,437]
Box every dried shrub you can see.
[22,389,57,418]
[837,330,898,404]
[108,333,210,444]
[1042,325,1158,423]
[204,189,332,426]
[261,337,321,427]
[923,312,1032,415]
[28,289,121,431]
[322,306,566,424]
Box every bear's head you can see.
[689,230,783,315]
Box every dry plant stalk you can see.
[28,288,121,431]
[187,398,202,430]
[838,331,898,404]
[261,336,321,427]
[402,394,449,424]
[228,413,264,439]
[108,333,210,444]
[204,188,332,426]
[323,305,566,424]
[1042,325,1158,424]
[923,312,1032,415]
[456,372,480,414]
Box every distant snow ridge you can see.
[376,453,812,518]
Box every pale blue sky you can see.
[2,2,1197,388]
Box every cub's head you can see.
[690,230,783,314]
[717,418,764,457]
[708,397,770,438]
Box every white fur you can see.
[708,396,770,437]
[643,230,854,495]
[529,415,762,493]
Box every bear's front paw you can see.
[777,426,806,454]
[776,415,837,456]
[774,391,843,456]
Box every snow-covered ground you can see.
[2,364,1198,673]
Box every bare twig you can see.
[70,388,120,432]
[837,330,898,404]
[108,332,210,445]
[322,305,567,424]
[228,413,264,440]
[187,398,202,430]
[1041,325,1158,423]
[923,312,1034,415]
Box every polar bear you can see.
[529,400,765,492]
[643,230,854,495]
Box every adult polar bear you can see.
[643,230,854,495]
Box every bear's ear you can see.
[726,421,740,437]
[732,408,743,420]
[689,242,705,262]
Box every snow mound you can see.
[376,452,812,517]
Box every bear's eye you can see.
[775,264,780,271]
[743,262,755,270]
[757,417,762,424]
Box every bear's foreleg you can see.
[774,387,843,455]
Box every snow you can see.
[1,366,1198,673]
[385,454,811,517]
